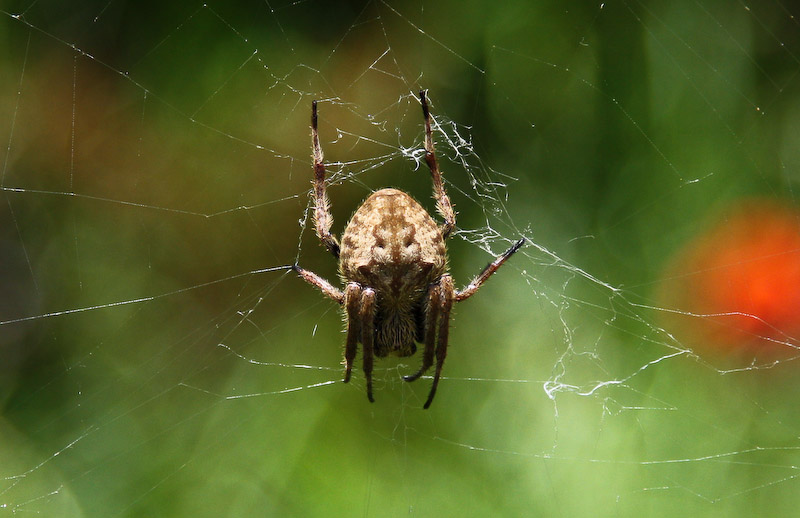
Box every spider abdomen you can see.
[339,188,447,291]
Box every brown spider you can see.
[294,91,524,408]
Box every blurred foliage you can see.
[2,0,800,516]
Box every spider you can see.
[294,91,524,408]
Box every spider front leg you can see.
[424,274,454,409]
[419,90,455,240]
[342,283,362,383]
[403,281,441,383]
[311,100,340,258]
[358,287,377,403]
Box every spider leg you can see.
[311,100,341,259]
[455,238,525,302]
[359,287,377,403]
[424,274,454,409]
[419,90,455,240]
[293,265,344,304]
[403,282,440,383]
[342,283,362,383]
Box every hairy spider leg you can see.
[293,265,344,304]
[311,100,340,258]
[403,281,441,382]
[343,283,362,383]
[419,90,456,240]
[359,288,377,402]
[424,274,455,409]
[455,238,526,301]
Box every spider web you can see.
[2,0,800,515]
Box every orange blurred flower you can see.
[660,199,800,358]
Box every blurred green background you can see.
[2,0,800,516]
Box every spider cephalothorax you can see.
[295,91,524,408]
